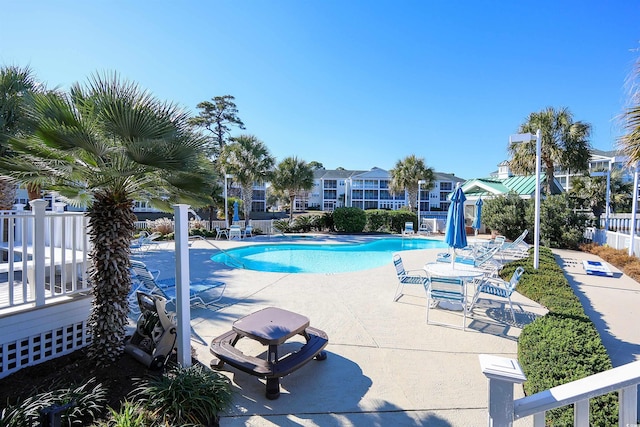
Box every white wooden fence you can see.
[0,200,92,379]
[480,354,639,426]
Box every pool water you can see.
[211,237,447,273]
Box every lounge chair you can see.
[402,222,415,236]
[418,219,434,235]
[215,227,229,240]
[498,230,529,260]
[130,231,162,253]
[243,225,253,238]
[426,276,468,330]
[392,254,428,301]
[453,246,502,276]
[470,266,525,322]
[130,260,226,309]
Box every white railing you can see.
[0,200,90,311]
[600,214,640,233]
[135,219,278,235]
[584,227,640,254]
[480,354,639,426]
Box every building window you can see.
[324,190,337,199]
[324,180,337,189]
[440,182,452,191]
[352,189,363,199]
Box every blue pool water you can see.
[211,238,447,273]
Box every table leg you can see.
[266,344,280,399]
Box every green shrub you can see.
[97,401,152,426]
[515,247,618,426]
[319,211,335,232]
[365,210,392,232]
[273,219,291,233]
[132,363,233,426]
[333,207,366,233]
[483,193,529,241]
[0,378,107,427]
[389,210,416,234]
[534,194,588,249]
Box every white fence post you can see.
[173,204,191,368]
[479,354,527,427]
[30,199,48,306]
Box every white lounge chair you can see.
[130,260,226,310]
[392,254,429,302]
[470,266,525,322]
[418,219,434,235]
[498,230,529,259]
[402,222,415,236]
[243,225,253,238]
[426,276,468,330]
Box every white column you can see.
[173,204,191,367]
[533,129,542,269]
[630,162,639,256]
[30,199,48,306]
[479,354,527,427]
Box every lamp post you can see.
[509,129,542,269]
[224,174,233,228]
[630,162,639,256]
[590,157,613,232]
[418,179,426,229]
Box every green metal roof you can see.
[461,175,563,198]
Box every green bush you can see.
[389,210,416,234]
[482,192,528,241]
[515,247,617,426]
[333,207,366,233]
[365,210,392,232]
[0,378,107,427]
[132,363,233,426]
[533,194,588,249]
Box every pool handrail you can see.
[189,235,246,269]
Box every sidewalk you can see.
[552,248,640,367]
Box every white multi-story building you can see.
[305,167,465,213]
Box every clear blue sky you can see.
[2,1,639,179]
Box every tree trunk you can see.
[242,183,253,222]
[86,191,137,366]
[289,194,296,223]
[0,176,17,210]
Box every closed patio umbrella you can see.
[444,184,468,266]
[233,201,240,223]
[472,197,483,236]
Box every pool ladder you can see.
[189,235,246,269]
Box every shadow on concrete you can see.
[219,350,450,427]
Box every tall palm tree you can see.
[0,65,41,209]
[620,57,640,163]
[389,155,435,211]
[218,134,274,220]
[271,156,314,223]
[0,72,213,366]
[509,106,592,195]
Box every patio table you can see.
[424,262,486,279]
[210,306,328,399]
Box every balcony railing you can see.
[0,200,90,312]
[480,354,639,426]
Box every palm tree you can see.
[509,106,592,195]
[271,157,315,223]
[620,56,640,163]
[0,72,213,366]
[389,155,435,211]
[218,135,274,221]
[0,65,42,209]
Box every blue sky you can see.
[2,1,639,179]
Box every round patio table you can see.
[423,262,485,279]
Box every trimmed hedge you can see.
[333,207,367,233]
[513,247,617,426]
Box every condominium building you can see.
[305,167,465,213]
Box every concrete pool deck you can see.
[135,234,548,426]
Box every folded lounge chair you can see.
[130,260,226,310]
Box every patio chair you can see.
[215,227,229,240]
[426,276,468,330]
[130,231,162,253]
[392,254,428,302]
[243,225,253,238]
[470,266,525,322]
[402,222,415,236]
[228,225,242,240]
[130,260,226,309]
[418,219,434,235]
[454,246,502,276]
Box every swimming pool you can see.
[210,237,447,273]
